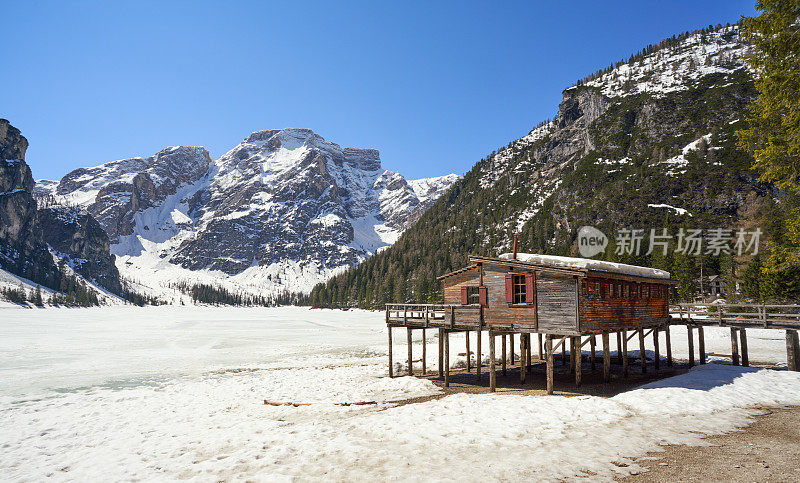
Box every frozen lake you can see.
[2,306,800,481]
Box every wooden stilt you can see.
[653,328,660,372]
[546,335,554,394]
[388,326,393,378]
[438,328,444,378]
[476,330,482,380]
[687,325,695,367]
[569,337,576,374]
[698,326,706,364]
[575,336,582,387]
[538,333,543,360]
[602,333,611,382]
[444,330,450,387]
[787,330,800,371]
[422,329,427,375]
[510,333,515,365]
[407,328,413,376]
[638,328,647,374]
[590,335,596,371]
[731,327,740,366]
[526,334,532,374]
[740,328,749,367]
[520,333,527,383]
[561,339,567,366]
[502,334,507,376]
[489,331,496,392]
[665,325,673,367]
[465,331,471,372]
[616,332,623,365]
[621,329,629,377]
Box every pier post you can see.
[653,328,660,372]
[602,333,611,382]
[538,333,543,360]
[546,335,554,394]
[388,326,393,378]
[622,330,628,377]
[740,328,749,367]
[616,332,623,365]
[575,336,582,387]
[687,325,695,367]
[465,331,471,372]
[731,327,740,366]
[438,328,443,378]
[422,329,427,375]
[510,333,515,365]
[786,330,799,371]
[476,330,482,380]
[698,326,706,364]
[489,330,496,392]
[444,330,450,387]
[526,334,532,374]
[665,325,673,367]
[638,329,647,374]
[569,337,576,374]
[520,333,527,383]
[590,335,596,371]
[502,334,507,375]
[407,328,413,376]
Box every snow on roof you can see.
[497,253,671,280]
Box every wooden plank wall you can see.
[536,272,578,332]
[579,276,670,331]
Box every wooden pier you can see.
[386,302,800,393]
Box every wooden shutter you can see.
[479,286,487,306]
[505,274,513,304]
[460,286,468,305]
[525,273,535,304]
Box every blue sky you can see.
[2,1,756,181]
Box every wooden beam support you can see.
[444,330,450,387]
[561,339,567,366]
[653,327,660,372]
[740,328,749,367]
[731,327,740,366]
[388,326,393,378]
[665,325,673,367]
[502,334,507,376]
[590,335,596,371]
[546,335,554,394]
[526,334,532,374]
[407,328,413,376]
[639,328,647,374]
[422,329,427,375]
[476,330,482,380]
[538,333,544,360]
[787,330,800,372]
[520,332,527,384]
[617,332,623,365]
[569,337,576,374]
[489,330,496,392]
[698,326,706,364]
[622,329,628,378]
[575,336,582,387]
[438,328,444,378]
[602,333,611,382]
[687,325,695,367]
[465,330,471,372]
[510,333,515,365]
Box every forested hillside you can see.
[309,23,800,308]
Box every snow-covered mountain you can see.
[36,129,458,301]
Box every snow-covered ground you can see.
[2,306,800,481]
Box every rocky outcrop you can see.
[0,119,61,287]
[39,206,122,295]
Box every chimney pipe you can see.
[512,234,518,260]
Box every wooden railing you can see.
[672,303,800,330]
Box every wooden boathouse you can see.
[387,250,800,394]
[386,251,677,394]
